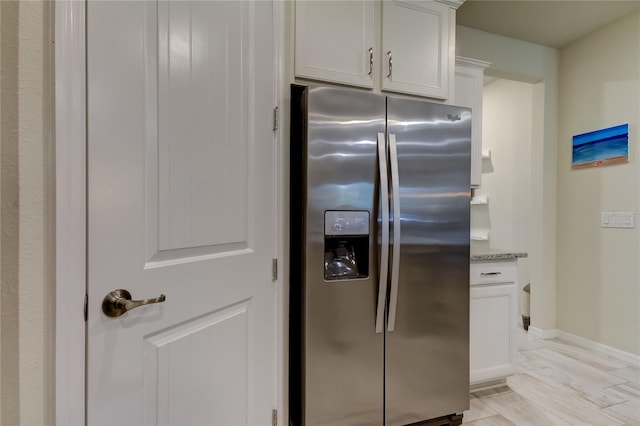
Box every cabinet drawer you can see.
[470,261,516,285]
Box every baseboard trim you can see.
[527,327,640,367]
[527,326,557,340]
[555,329,640,368]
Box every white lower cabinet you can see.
[470,261,518,386]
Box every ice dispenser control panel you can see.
[324,211,370,281]
[325,211,370,236]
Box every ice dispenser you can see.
[324,211,369,281]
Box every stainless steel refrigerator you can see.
[289,84,471,426]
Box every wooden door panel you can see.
[143,302,250,425]
[87,1,276,424]
[157,1,249,252]
[140,1,253,267]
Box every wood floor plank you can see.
[462,414,515,426]
[602,399,640,426]
[610,366,640,386]
[462,397,497,423]
[479,389,569,425]
[506,374,626,425]
[627,381,640,392]
[543,339,627,371]
[526,348,628,388]
[606,383,640,400]
[517,348,547,369]
[517,337,545,351]
[516,358,546,373]
[527,366,626,408]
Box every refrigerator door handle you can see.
[387,133,401,332]
[375,132,390,333]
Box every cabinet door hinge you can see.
[272,107,279,131]
[272,409,277,426]
[272,258,278,281]
[84,294,88,321]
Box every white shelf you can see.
[471,196,488,205]
[471,230,490,241]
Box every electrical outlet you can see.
[601,211,635,228]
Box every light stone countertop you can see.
[470,247,528,262]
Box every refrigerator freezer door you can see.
[385,97,471,425]
[293,85,387,425]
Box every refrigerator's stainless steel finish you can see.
[297,85,386,425]
[385,97,471,425]
[387,133,401,332]
[375,133,390,334]
[290,84,470,426]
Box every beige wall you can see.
[457,26,559,332]
[0,1,54,424]
[557,11,640,356]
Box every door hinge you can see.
[272,258,278,281]
[272,409,277,426]
[272,106,279,131]
[84,294,88,321]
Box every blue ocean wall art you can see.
[572,123,629,169]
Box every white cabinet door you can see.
[86,2,277,424]
[470,283,518,385]
[381,0,450,99]
[454,58,490,188]
[295,1,375,88]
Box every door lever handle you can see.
[102,289,166,317]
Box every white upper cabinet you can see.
[381,0,451,99]
[295,1,376,88]
[294,0,460,100]
[454,57,490,188]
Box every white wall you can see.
[557,11,640,356]
[473,79,533,313]
[457,26,559,332]
[0,1,54,424]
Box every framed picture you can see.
[572,123,629,169]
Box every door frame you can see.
[54,1,87,424]
[54,1,287,424]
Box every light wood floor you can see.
[463,328,640,425]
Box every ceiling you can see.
[457,0,640,49]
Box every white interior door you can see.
[86,1,277,425]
